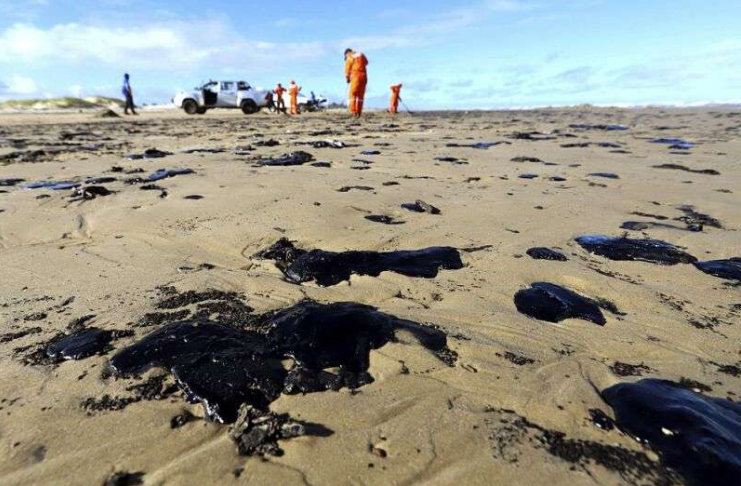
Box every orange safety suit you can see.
[289,82,301,115]
[389,83,402,114]
[345,51,368,116]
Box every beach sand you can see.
[0,108,739,485]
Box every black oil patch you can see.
[514,282,606,325]
[526,248,568,261]
[694,258,741,281]
[602,379,741,486]
[256,239,463,286]
[109,301,456,424]
[575,235,697,265]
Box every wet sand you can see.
[1,107,740,485]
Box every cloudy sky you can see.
[0,0,739,108]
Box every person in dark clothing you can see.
[122,73,137,115]
[274,83,286,114]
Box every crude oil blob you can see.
[514,282,606,325]
[364,215,404,225]
[602,379,741,486]
[0,178,25,186]
[126,168,194,184]
[46,329,115,362]
[401,200,441,215]
[255,151,313,167]
[24,181,80,190]
[575,235,696,265]
[110,321,282,423]
[569,124,628,131]
[653,164,719,175]
[126,148,172,160]
[526,248,568,261]
[588,172,620,179]
[145,168,194,182]
[257,239,463,286]
[651,138,694,150]
[694,258,741,281]
[109,301,454,423]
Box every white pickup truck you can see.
[173,80,272,115]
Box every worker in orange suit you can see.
[344,48,368,117]
[274,83,286,114]
[389,83,403,115]
[288,80,301,115]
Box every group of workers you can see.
[345,48,404,116]
[273,80,302,115]
[122,47,403,117]
[273,47,403,117]
[344,47,403,116]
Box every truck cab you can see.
[173,80,271,115]
[201,81,237,107]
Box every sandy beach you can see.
[1,107,740,485]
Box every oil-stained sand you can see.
[1,107,741,485]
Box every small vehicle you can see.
[173,80,272,115]
[271,91,327,113]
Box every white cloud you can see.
[375,8,414,19]
[449,79,474,88]
[484,1,540,12]
[69,85,84,97]
[273,18,298,28]
[404,79,443,93]
[0,0,47,21]
[0,23,185,64]
[0,75,39,94]
[0,74,41,100]
[340,34,419,51]
[0,20,328,73]
[344,0,543,52]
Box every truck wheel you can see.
[196,108,207,115]
[241,100,258,115]
[183,99,198,115]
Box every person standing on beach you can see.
[122,73,137,115]
[288,80,301,115]
[389,83,403,115]
[274,83,286,114]
[344,48,368,117]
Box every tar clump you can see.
[256,238,463,286]
[229,404,331,457]
[526,247,568,261]
[602,378,741,486]
[575,235,697,265]
[22,327,133,365]
[694,258,741,281]
[254,151,313,167]
[109,301,456,429]
[514,282,607,325]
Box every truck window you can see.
[221,82,234,91]
[237,82,249,90]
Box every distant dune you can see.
[0,96,124,112]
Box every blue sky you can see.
[0,0,739,108]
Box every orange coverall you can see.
[289,82,300,115]
[389,83,402,114]
[345,52,368,116]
